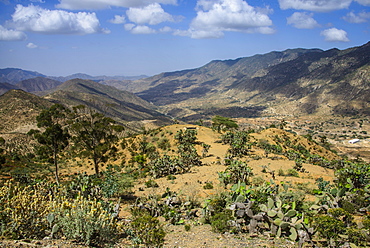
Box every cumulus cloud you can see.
[287,12,320,29]
[109,15,126,24]
[279,0,352,12]
[124,24,156,34]
[56,0,177,10]
[180,0,274,39]
[126,3,175,25]
[321,28,350,42]
[10,4,108,35]
[26,42,38,48]
[343,11,370,23]
[0,25,27,41]
[355,0,370,6]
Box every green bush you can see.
[129,213,166,247]
[203,181,214,189]
[286,169,299,177]
[210,210,233,233]
[157,137,171,150]
[313,215,345,241]
[145,179,159,188]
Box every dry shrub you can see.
[0,181,52,239]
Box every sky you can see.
[0,0,369,77]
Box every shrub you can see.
[0,181,53,239]
[129,213,166,247]
[145,179,159,188]
[313,215,345,241]
[224,160,253,185]
[157,137,171,150]
[278,168,285,176]
[203,181,214,189]
[52,195,119,246]
[210,210,233,233]
[286,169,299,177]
[184,224,191,231]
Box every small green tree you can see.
[28,104,70,184]
[70,105,124,176]
[211,115,238,133]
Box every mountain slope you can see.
[16,77,62,93]
[50,73,147,82]
[44,79,171,125]
[0,83,19,96]
[128,42,369,120]
[228,42,370,117]
[0,90,52,133]
[0,68,46,84]
[132,48,322,105]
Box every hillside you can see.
[0,68,46,84]
[0,83,19,96]
[43,78,172,126]
[117,42,370,120]
[15,77,62,93]
[50,73,147,82]
[0,89,52,133]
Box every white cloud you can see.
[183,0,274,39]
[320,27,350,42]
[10,4,108,35]
[343,11,370,23]
[279,0,352,12]
[174,28,224,39]
[56,0,177,10]
[109,15,126,24]
[287,12,320,29]
[0,25,27,41]
[355,0,370,6]
[126,3,175,25]
[125,24,156,34]
[26,42,38,48]
[159,26,173,33]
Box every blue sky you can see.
[0,0,369,76]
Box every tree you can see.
[0,137,6,167]
[28,104,70,184]
[70,105,124,176]
[211,115,238,133]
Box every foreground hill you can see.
[120,42,370,120]
[43,78,172,126]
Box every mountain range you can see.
[0,79,171,133]
[0,41,369,130]
[129,42,370,120]
[0,68,147,85]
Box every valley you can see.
[0,41,369,247]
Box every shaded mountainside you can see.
[228,42,370,117]
[50,73,147,82]
[0,68,46,84]
[0,83,19,96]
[44,79,171,125]
[132,48,322,105]
[0,90,52,133]
[15,77,62,93]
[126,42,369,120]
